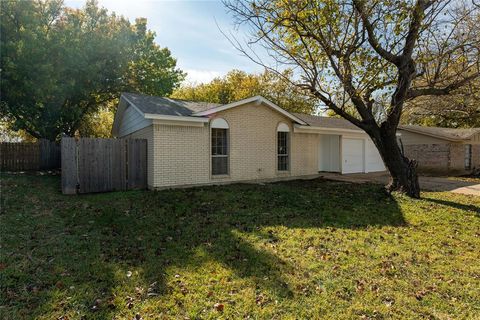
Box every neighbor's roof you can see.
[122,92,221,117]
[399,125,480,141]
[293,113,361,131]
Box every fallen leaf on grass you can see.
[383,297,395,307]
[147,282,159,297]
[214,303,224,312]
[126,296,134,309]
[355,280,366,293]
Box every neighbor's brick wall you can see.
[150,102,319,188]
[403,144,450,172]
[403,142,479,174]
[449,143,466,173]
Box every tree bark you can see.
[368,127,421,198]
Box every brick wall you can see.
[403,143,478,174]
[149,102,320,188]
[449,144,466,173]
[153,124,210,187]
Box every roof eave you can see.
[144,113,209,123]
[398,126,466,142]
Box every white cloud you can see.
[184,69,222,84]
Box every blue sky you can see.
[65,0,263,84]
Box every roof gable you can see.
[193,96,308,125]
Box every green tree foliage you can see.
[0,0,184,141]
[125,18,184,96]
[171,69,318,114]
[403,79,480,128]
[403,8,480,128]
[77,101,116,138]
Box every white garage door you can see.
[365,139,386,172]
[342,138,364,174]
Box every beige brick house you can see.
[112,93,480,189]
[112,93,387,189]
[397,125,480,174]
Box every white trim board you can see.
[294,124,364,135]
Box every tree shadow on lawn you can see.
[1,174,406,319]
[421,197,479,216]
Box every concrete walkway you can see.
[319,172,480,196]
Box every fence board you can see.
[0,139,59,171]
[61,138,78,195]
[127,139,147,189]
[61,138,146,194]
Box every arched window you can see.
[277,123,290,171]
[211,118,229,175]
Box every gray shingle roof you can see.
[292,113,362,131]
[399,125,480,141]
[122,92,220,117]
[122,93,479,141]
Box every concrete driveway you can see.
[319,172,480,196]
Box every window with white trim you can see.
[211,118,229,175]
[277,123,290,171]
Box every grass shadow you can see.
[1,174,406,319]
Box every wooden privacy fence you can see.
[0,139,60,171]
[61,137,147,194]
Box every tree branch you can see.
[353,0,401,65]
[407,72,480,99]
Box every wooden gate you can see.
[61,137,147,194]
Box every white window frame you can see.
[211,118,229,176]
[277,123,290,172]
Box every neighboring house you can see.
[112,92,388,189]
[397,125,480,174]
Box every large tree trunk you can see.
[369,128,420,198]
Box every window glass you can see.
[212,128,228,175]
[278,131,289,171]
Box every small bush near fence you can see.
[61,137,147,194]
[0,139,60,171]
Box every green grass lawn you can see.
[1,173,479,319]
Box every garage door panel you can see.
[342,138,364,174]
[365,139,386,172]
